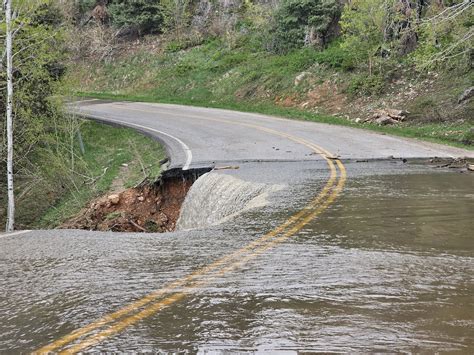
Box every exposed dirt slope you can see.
[63,169,208,232]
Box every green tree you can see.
[340,0,387,74]
[411,0,473,70]
[1,0,74,229]
[108,0,167,35]
[272,0,340,53]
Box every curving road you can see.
[1,100,473,353]
[74,100,472,169]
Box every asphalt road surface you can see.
[1,100,473,353]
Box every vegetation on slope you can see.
[1,2,168,229]
[68,0,473,146]
[1,0,473,229]
[1,2,71,229]
[27,120,166,229]
[71,37,473,147]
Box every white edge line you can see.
[0,230,32,239]
[78,113,193,170]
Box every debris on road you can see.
[214,165,240,170]
[429,157,474,171]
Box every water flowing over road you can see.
[1,100,473,353]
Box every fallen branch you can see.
[128,219,147,232]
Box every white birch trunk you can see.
[5,0,15,232]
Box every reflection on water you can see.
[0,163,473,352]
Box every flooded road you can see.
[1,161,473,352]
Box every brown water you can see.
[0,162,473,352]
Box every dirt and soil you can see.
[63,171,196,233]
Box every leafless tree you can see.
[3,0,14,232]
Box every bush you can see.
[165,33,206,53]
[313,42,356,70]
[108,0,167,35]
[74,0,97,18]
[348,74,385,96]
[272,0,340,54]
[279,49,319,72]
[461,129,474,145]
[165,40,186,53]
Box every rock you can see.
[373,108,407,120]
[385,108,406,119]
[355,118,362,123]
[369,108,408,124]
[155,196,163,206]
[468,164,474,172]
[294,72,311,86]
[156,212,168,225]
[138,196,145,202]
[375,115,398,125]
[458,87,474,104]
[108,194,120,205]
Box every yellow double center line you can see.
[36,106,347,353]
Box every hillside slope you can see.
[70,36,473,147]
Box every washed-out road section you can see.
[0,100,473,353]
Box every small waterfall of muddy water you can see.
[176,172,279,230]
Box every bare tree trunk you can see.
[5,0,15,232]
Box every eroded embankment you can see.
[63,168,211,232]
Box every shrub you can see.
[313,42,356,70]
[108,0,167,35]
[348,74,385,96]
[461,129,474,145]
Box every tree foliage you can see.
[411,0,473,70]
[108,0,167,35]
[271,0,340,53]
[340,0,387,73]
[340,0,472,73]
[0,0,82,227]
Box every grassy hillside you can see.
[0,119,166,229]
[70,37,473,148]
[38,120,166,228]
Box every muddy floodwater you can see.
[0,161,473,352]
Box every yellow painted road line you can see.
[38,105,347,353]
[59,292,188,354]
[109,104,336,155]
[36,157,338,354]
[59,161,346,354]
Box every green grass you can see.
[76,91,474,150]
[38,120,166,228]
[69,38,473,149]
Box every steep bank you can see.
[62,168,211,233]
[63,168,280,233]
[34,120,167,229]
[69,37,473,148]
